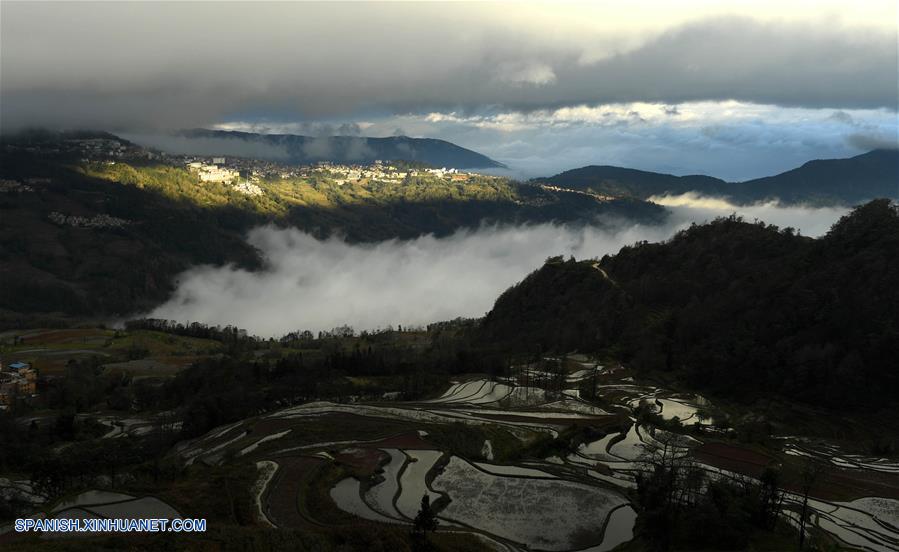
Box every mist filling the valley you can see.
[146,195,849,336]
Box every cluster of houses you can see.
[232,180,264,196]
[326,164,409,185]
[184,158,266,195]
[69,138,161,162]
[0,179,36,193]
[179,156,478,192]
[5,136,484,190]
[0,361,37,411]
[316,161,474,186]
[423,166,470,180]
[185,159,240,183]
[48,211,130,229]
[216,157,304,180]
[538,183,616,202]
[70,138,127,157]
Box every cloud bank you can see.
[120,133,291,160]
[652,193,850,236]
[146,198,849,336]
[1,3,896,131]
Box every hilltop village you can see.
[2,135,486,200]
[183,157,478,196]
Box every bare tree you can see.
[633,428,709,550]
[798,458,827,550]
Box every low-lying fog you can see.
[146,194,849,336]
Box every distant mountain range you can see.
[177,129,506,169]
[535,149,899,205]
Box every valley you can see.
[3,3,897,550]
[1,190,896,551]
[0,132,662,325]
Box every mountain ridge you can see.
[177,128,506,169]
[535,149,899,205]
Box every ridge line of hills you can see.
[534,148,899,205]
[5,128,896,206]
[171,128,508,169]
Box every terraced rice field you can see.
[363,448,406,519]
[396,450,444,518]
[48,489,181,531]
[433,455,626,550]
[330,478,398,524]
[164,358,899,551]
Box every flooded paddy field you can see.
[146,356,892,551]
[148,354,899,551]
[126,356,880,551]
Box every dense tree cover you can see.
[110,323,506,440]
[125,319,250,342]
[0,153,262,318]
[481,200,899,409]
[479,257,625,353]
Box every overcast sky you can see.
[2,1,897,178]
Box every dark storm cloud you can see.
[548,18,897,111]
[117,133,292,160]
[1,3,895,132]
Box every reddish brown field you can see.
[334,447,389,476]
[696,442,899,502]
[16,328,109,344]
[695,442,776,477]
[265,456,326,529]
[246,417,300,436]
[785,466,899,502]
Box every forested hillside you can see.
[481,199,899,409]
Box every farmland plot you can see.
[363,448,405,520]
[432,456,627,551]
[51,491,180,521]
[330,478,399,524]
[396,450,444,519]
